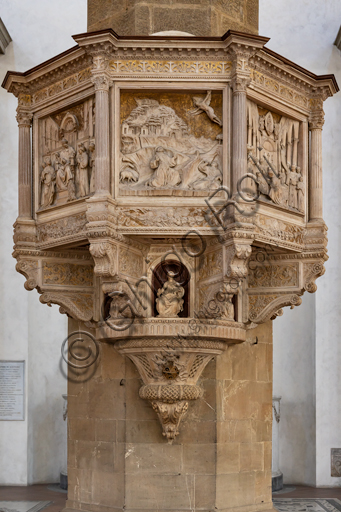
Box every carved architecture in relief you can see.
[3,28,337,449]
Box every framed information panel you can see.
[0,361,25,420]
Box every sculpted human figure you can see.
[148,147,180,188]
[60,157,76,202]
[190,91,222,126]
[288,167,299,209]
[156,272,185,318]
[77,143,89,197]
[296,175,305,212]
[60,138,76,167]
[268,169,286,206]
[89,142,95,194]
[40,156,56,208]
[55,152,68,192]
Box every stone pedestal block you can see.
[65,319,274,512]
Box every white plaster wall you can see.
[260,0,341,487]
[0,0,86,485]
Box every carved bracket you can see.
[115,337,226,443]
[89,241,117,276]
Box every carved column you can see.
[230,48,251,196]
[16,110,33,218]
[309,108,324,220]
[91,56,111,196]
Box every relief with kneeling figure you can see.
[119,90,223,196]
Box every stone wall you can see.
[87,0,259,36]
[66,319,272,512]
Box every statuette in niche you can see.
[156,272,185,318]
[76,143,89,198]
[190,90,222,126]
[40,156,56,208]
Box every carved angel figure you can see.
[40,156,56,208]
[190,91,222,126]
[156,272,185,318]
[77,143,89,197]
[147,147,180,188]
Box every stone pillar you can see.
[16,111,33,219]
[309,110,324,221]
[65,320,274,512]
[91,62,111,196]
[230,49,251,196]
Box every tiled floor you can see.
[1,485,341,512]
[0,486,65,512]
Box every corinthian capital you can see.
[229,44,253,94]
[309,110,325,130]
[231,75,251,93]
[16,111,33,127]
[91,74,110,92]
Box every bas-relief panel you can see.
[246,100,306,214]
[118,90,223,196]
[42,262,93,287]
[38,98,96,210]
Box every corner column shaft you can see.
[309,112,324,220]
[92,75,110,195]
[16,112,33,219]
[232,87,248,194]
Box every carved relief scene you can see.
[119,90,223,196]
[38,97,96,210]
[246,100,305,213]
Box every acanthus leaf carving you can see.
[225,242,253,280]
[89,241,117,276]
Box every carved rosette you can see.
[115,337,226,442]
